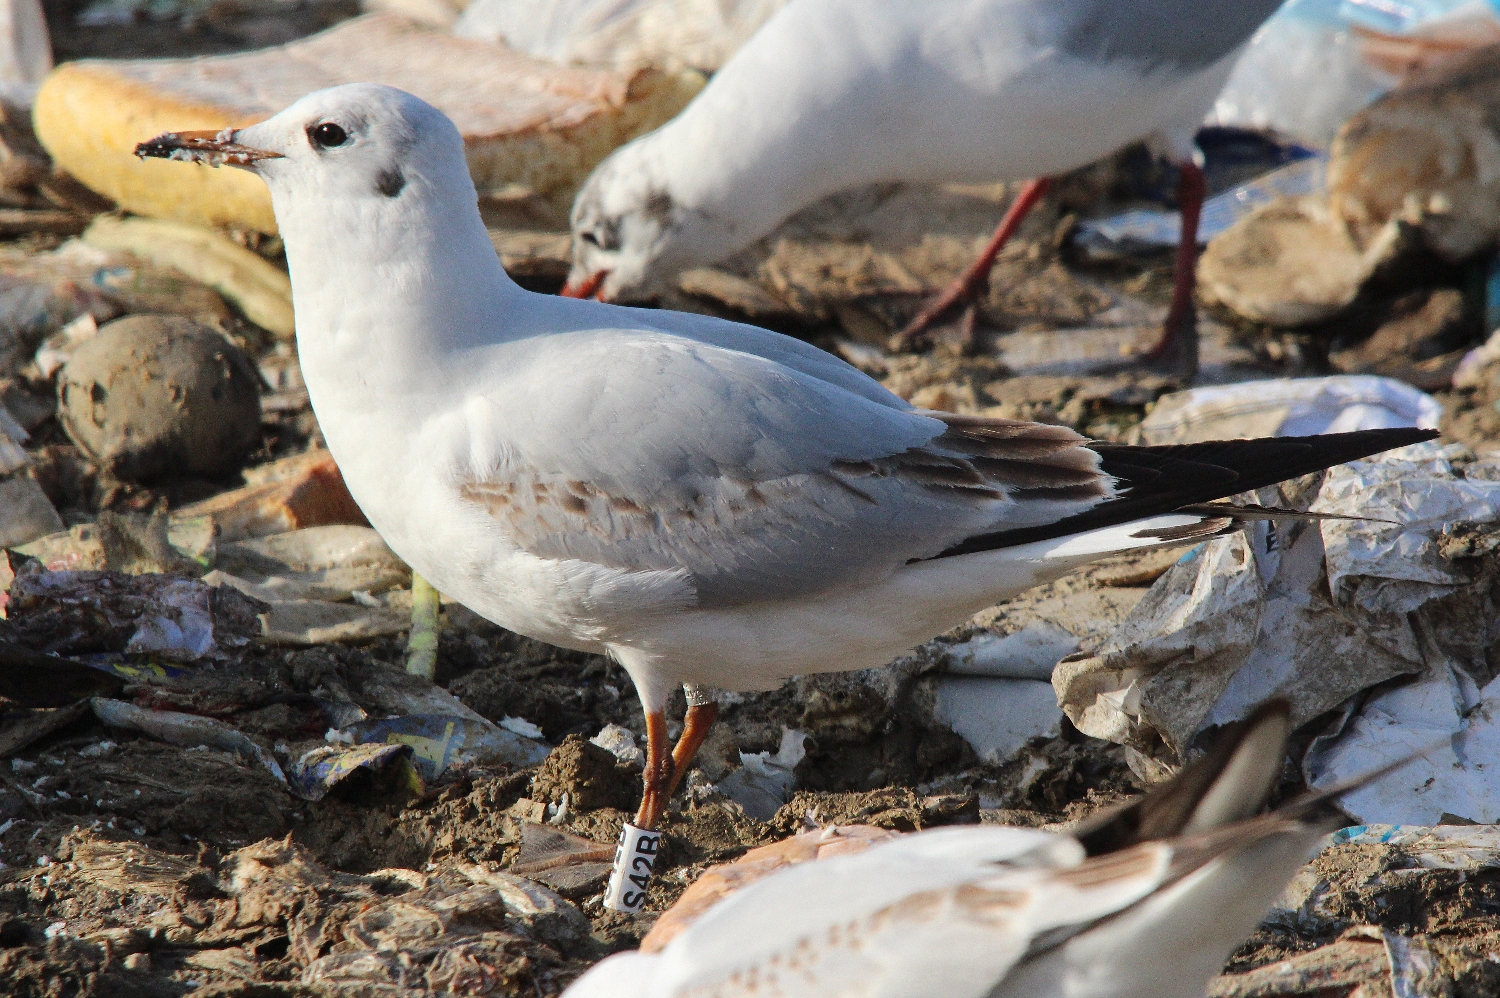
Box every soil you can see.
[7,554,1490,998]
[0,566,1156,998]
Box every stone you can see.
[57,315,261,482]
[0,476,64,548]
[1198,194,1389,327]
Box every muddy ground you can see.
[6,552,1500,998]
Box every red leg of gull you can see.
[665,687,719,798]
[635,710,674,830]
[604,688,718,913]
[605,709,673,913]
[1139,159,1205,376]
[893,177,1052,350]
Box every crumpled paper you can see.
[1056,442,1500,817]
[333,713,550,779]
[288,742,417,801]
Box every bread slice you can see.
[33,12,702,233]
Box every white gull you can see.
[137,84,1428,880]
[563,0,1288,367]
[563,702,1354,997]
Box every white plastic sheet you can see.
[712,727,805,819]
[942,623,1078,681]
[932,677,1062,764]
[1210,0,1500,146]
[1076,156,1327,251]
[1136,376,1441,445]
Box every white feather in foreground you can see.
[566,815,1324,997]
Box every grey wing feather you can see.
[612,300,910,410]
[1056,0,1284,70]
[460,329,1110,607]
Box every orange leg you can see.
[635,710,675,830]
[894,177,1053,350]
[1139,159,1205,375]
[665,700,720,798]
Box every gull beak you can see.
[560,270,608,300]
[134,128,283,169]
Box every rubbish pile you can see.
[0,1,1498,996]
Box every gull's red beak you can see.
[560,270,608,300]
[134,128,283,168]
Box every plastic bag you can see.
[1210,0,1500,147]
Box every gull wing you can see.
[935,428,1437,558]
[453,328,1110,608]
[993,823,1329,998]
[1072,699,1292,854]
[1054,0,1285,72]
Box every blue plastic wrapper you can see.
[77,653,193,682]
[336,713,551,780]
[288,742,418,801]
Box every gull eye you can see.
[309,122,348,149]
[581,221,619,251]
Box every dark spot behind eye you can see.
[375,167,405,198]
[643,188,674,225]
[309,122,347,149]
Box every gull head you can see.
[136,83,477,244]
[564,137,697,303]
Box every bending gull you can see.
[563,0,1287,369]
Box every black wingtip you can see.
[1277,426,1438,460]
[939,426,1442,558]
